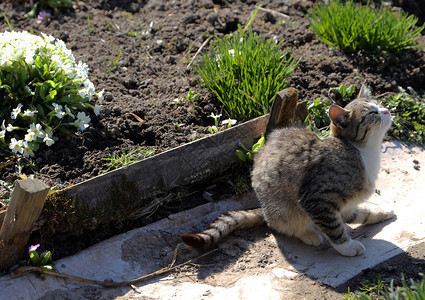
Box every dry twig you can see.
[258,7,290,19]
[187,37,211,69]
[11,247,218,288]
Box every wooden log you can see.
[67,114,269,208]
[0,179,49,271]
[0,210,5,231]
[265,87,298,135]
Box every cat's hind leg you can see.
[267,214,323,246]
[296,227,323,246]
[300,196,365,257]
[342,206,395,225]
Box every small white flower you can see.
[9,138,23,154]
[41,32,55,43]
[24,85,35,96]
[221,118,237,126]
[50,54,62,66]
[43,136,55,146]
[0,130,5,139]
[173,97,184,105]
[93,104,102,116]
[227,49,240,57]
[209,113,222,119]
[97,89,105,103]
[22,142,34,158]
[75,111,91,132]
[25,131,36,142]
[28,123,44,138]
[65,105,75,119]
[52,102,65,119]
[23,109,37,117]
[6,124,14,132]
[42,128,55,146]
[11,104,23,119]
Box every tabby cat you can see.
[180,86,394,256]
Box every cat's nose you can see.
[383,109,390,115]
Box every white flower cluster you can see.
[0,31,104,158]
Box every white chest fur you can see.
[358,137,382,186]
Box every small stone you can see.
[165,55,176,64]
[140,78,152,89]
[105,93,113,102]
[204,104,214,113]
[272,268,298,279]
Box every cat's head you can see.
[328,85,392,145]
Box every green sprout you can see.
[104,44,122,74]
[208,113,237,134]
[331,84,355,104]
[236,134,265,163]
[304,98,331,139]
[185,89,200,103]
[380,87,425,146]
[102,148,156,172]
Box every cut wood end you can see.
[17,179,50,194]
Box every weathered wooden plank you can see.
[266,87,298,134]
[0,210,5,231]
[266,87,298,135]
[68,114,269,207]
[0,179,49,271]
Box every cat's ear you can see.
[357,84,372,98]
[329,105,349,129]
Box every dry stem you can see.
[11,246,218,288]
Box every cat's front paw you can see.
[382,210,395,221]
[372,209,395,224]
[333,239,365,257]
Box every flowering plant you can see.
[208,112,237,134]
[0,30,103,158]
[28,244,54,271]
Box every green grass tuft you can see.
[343,273,425,300]
[308,0,425,53]
[101,148,156,172]
[196,29,298,122]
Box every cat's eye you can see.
[368,111,379,115]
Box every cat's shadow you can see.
[193,215,409,288]
[267,215,407,287]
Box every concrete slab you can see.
[0,141,424,299]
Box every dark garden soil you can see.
[1,0,425,298]
[1,0,425,188]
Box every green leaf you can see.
[47,90,57,101]
[36,104,45,117]
[246,152,252,161]
[256,134,265,148]
[40,250,51,265]
[45,80,57,89]
[236,149,247,162]
[29,251,40,264]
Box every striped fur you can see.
[180,208,264,250]
[181,86,394,256]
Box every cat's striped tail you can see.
[180,208,265,250]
